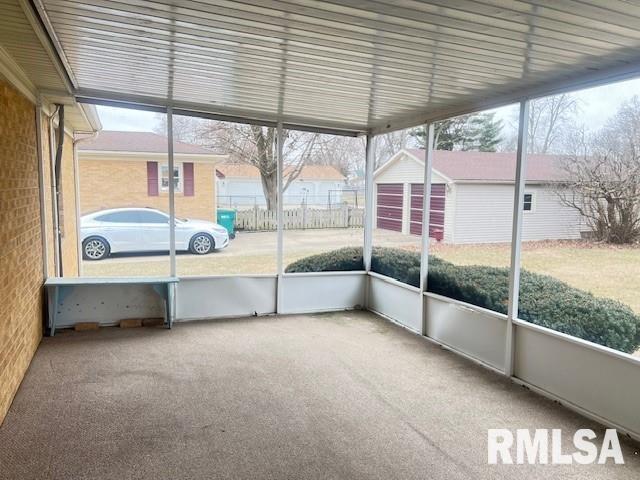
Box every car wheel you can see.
[189,233,214,255]
[82,236,110,260]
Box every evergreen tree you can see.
[410,112,502,151]
[470,113,503,152]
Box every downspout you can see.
[53,105,64,277]
[47,105,60,276]
[73,131,99,277]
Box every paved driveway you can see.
[82,228,421,276]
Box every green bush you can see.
[428,264,640,352]
[285,247,364,273]
[370,247,422,287]
[285,247,640,353]
[369,246,452,287]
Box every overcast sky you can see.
[96,77,640,134]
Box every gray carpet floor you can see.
[0,311,638,479]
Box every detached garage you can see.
[374,149,585,244]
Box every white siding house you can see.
[216,164,346,208]
[374,149,585,244]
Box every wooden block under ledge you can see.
[74,322,100,332]
[119,318,143,329]
[142,317,164,327]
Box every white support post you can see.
[363,133,374,308]
[505,100,530,377]
[35,102,49,278]
[276,122,284,313]
[167,107,176,277]
[363,133,374,269]
[72,139,82,277]
[419,123,435,336]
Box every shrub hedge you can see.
[285,247,364,273]
[285,246,640,354]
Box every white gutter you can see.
[72,131,99,276]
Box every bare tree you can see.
[156,116,325,210]
[532,94,580,154]
[210,124,324,210]
[499,94,579,154]
[372,129,412,169]
[153,114,203,144]
[557,97,640,244]
[528,94,579,154]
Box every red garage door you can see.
[376,183,403,232]
[409,183,446,240]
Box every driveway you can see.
[82,228,421,276]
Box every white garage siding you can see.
[451,183,584,244]
[374,154,424,183]
[443,184,456,244]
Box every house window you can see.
[160,164,182,193]
[523,193,534,212]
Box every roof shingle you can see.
[78,131,216,155]
[406,149,567,182]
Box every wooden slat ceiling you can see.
[36,0,640,133]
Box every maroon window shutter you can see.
[184,162,194,196]
[147,161,159,196]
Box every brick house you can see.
[78,131,227,221]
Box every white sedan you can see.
[81,208,230,260]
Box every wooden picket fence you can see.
[235,205,364,231]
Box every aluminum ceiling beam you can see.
[26,0,640,135]
[75,88,365,136]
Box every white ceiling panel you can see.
[29,0,640,133]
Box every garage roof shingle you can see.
[406,149,566,182]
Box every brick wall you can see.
[0,77,43,423]
[79,158,217,221]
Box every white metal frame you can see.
[72,136,82,276]
[167,107,177,277]
[505,100,529,376]
[363,133,374,272]
[362,133,375,308]
[419,123,434,336]
[276,122,284,313]
[47,107,61,276]
[35,102,49,277]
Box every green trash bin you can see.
[217,209,236,239]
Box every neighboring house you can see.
[216,164,346,207]
[78,131,227,221]
[374,149,585,244]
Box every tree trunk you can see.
[261,170,278,211]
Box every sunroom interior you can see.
[2,1,640,478]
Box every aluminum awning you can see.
[25,0,640,134]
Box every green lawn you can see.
[430,240,640,315]
[83,232,640,316]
